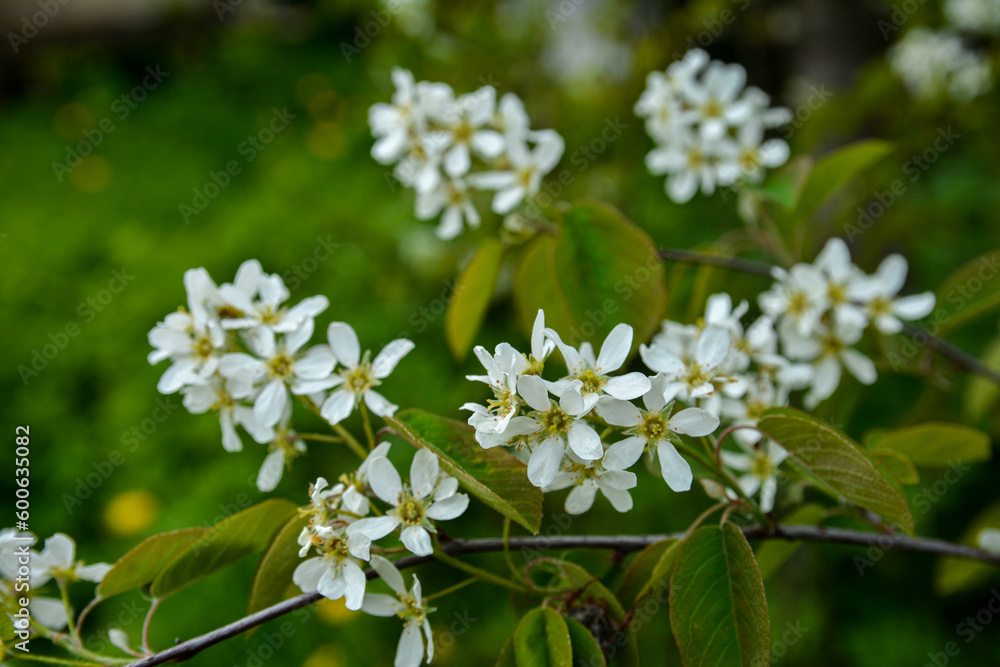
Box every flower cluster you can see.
[758,238,935,409]
[148,260,413,491]
[889,28,992,101]
[464,240,934,515]
[292,446,466,666]
[369,68,565,239]
[635,49,792,203]
[1,530,110,632]
[462,311,720,514]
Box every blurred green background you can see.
[3,0,1000,664]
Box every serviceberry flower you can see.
[640,325,734,406]
[547,323,651,411]
[596,376,719,492]
[545,454,638,514]
[316,323,414,426]
[849,254,935,334]
[362,556,434,667]
[722,440,789,513]
[361,450,469,557]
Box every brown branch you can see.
[659,247,1000,387]
[126,526,1000,667]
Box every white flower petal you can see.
[401,526,433,556]
[327,322,360,368]
[427,493,469,521]
[603,436,646,470]
[657,441,693,492]
[527,438,564,488]
[410,449,439,500]
[369,457,404,504]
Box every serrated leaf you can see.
[670,523,769,667]
[150,499,298,599]
[565,617,607,667]
[869,423,990,468]
[755,504,825,581]
[757,408,915,533]
[446,239,507,361]
[513,200,666,352]
[385,409,543,533]
[98,528,209,599]
[935,499,1000,595]
[935,249,1000,334]
[616,539,679,610]
[247,513,310,616]
[514,608,573,667]
[794,140,893,216]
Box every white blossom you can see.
[362,556,434,667]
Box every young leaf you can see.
[670,523,770,667]
[445,239,507,361]
[385,409,543,533]
[565,617,607,667]
[964,331,1000,421]
[514,608,573,667]
[512,200,666,352]
[869,423,991,468]
[934,248,1000,334]
[757,407,915,534]
[150,499,298,599]
[247,513,311,615]
[794,140,893,216]
[97,528,209,599]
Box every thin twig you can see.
[659,247,1000,387]
[126,526,1000,667]
[141,598,161,655]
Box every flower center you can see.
[257,303,283,325]
[539,406,571,436]
[191,334,215,361]
[687,147,706,168]
[640,414,666,442]
[685,363,712,388]
[575,368,606,395]
[702,98,724,118]
[739,148,761,172]
[820,334,845,356]
[344,364,377,393]
[216,304,244,319]
[517,165,538,189]
[827,283,847,305]
[787,290,810,315]
[750,453,775,480]
[268,352,295,380]
[393,494,427,527]
[453,119,474,144]
[869,296,892,317]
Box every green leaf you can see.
[869,423,991,468]
[757,407,915,533]
[97,528,209,598]
[670,523,770,667]
[755,504,826,581]
[616,539,679,609]
[513,200,666,352]
[565,617,607,667]
[247,513,311,616]
[935,499,1000,595]
[497,636,518,667]
[150,499,298,599]
[935,249,1000,334]
[385,408,543,533]
[446,239,507,361]
[870,449,920,486]
[794,140,893,216]
[514,608,573,667]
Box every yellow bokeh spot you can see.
[71,155,112,193]
[53,103,95,141]
[104,489,159,536]
[295,72,332,108]
[303,643,345,667]
[314,597,355,626]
